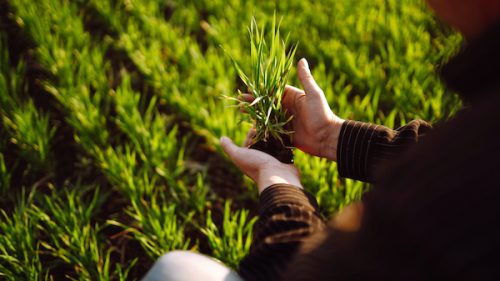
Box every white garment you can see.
[142,251,244,281]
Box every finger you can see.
[243,128,256,147]
[220,136,240,161]
[285,85,303,93]
[221,136,255,168]
[221,136,263,176]
[282,85,304,115]
[241,93,255,103]
[238,94,255,113]
[297,58,323,97]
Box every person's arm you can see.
[238,184,325,281]
[336,119,432,183]
[220,117,431,280]
[220,137,326,281]
[271,58,432,183]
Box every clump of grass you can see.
[0,38,56,173]
[0,189,45,280]
[201,201,257,269]
[225,15,298,146]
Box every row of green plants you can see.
[75,0,338,214]
[1,0,462,279]
[0,36,55,193]
[0,35,50,279]
[0,31,131,279]
[1,0,256,279]
[76,0,462,214]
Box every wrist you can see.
[256,164,303,194]
[320,117,345,161]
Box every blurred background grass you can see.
[0,0,461,279]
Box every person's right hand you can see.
[243,58,344,161]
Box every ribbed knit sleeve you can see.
[238,184,325,281]
[336,119,432,183]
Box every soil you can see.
[0,2,261,279]
[249,135,294,164]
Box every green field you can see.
[0,0,461,279]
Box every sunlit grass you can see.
[224,15,297,145]
[201,201,257,269]
[0,0,461,279]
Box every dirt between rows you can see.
[0,1,258,279]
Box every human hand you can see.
[220,132,302,194]
[242,58,344,161]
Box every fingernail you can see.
[301,58,309,68]
[220,136,230,145]
[300,58,310,73]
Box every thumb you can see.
[297,58,323,97]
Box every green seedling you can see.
[201,201,257,269]
[1,0,462,278]
[225,15,298,163]
[0,189,44,280]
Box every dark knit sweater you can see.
[238,23,500,281]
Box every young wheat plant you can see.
[226,15,298,146]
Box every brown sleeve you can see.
[238,184,325,281]
[336,119,432,183]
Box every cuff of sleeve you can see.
[336,120,381,183]
[259,184,320,215]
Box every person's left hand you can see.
[220,132,302,194]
